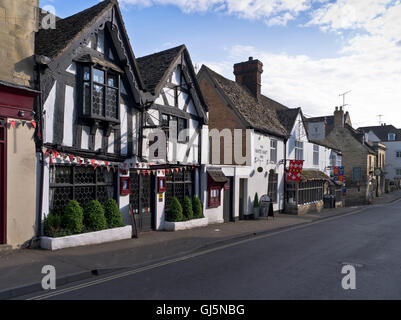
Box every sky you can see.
[39,0,401,128]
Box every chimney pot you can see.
[249,57,253,61]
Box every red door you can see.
[0,118,6,244]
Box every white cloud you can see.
[200,41,401,128]
[120,0,312,25]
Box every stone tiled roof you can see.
[136,45,185,94]
[277,108,301,133]
[201,65,289,138]
[301,169,331,181]
[358,125,401,142]
[36,0,115,59]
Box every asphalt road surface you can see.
[24,199,401,300]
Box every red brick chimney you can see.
[233,57,263,100]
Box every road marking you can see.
[27,206,371,300]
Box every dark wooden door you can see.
[223,177,233,222]
[0,119,6,244]
[130,172,154,232]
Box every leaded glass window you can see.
[81,66,119,121]
[49,165,116,215]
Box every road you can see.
[23,198,401,300]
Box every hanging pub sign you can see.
[333,166,345,182]
[286,160,304,182]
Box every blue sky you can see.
[39,0,401,128]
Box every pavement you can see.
[1,189,401,300]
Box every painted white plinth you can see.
[164,217,209,231]
[41,226,132,251]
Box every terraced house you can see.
[198,58,288,221]
[34,0,209,237]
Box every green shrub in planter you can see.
[104,199,124,228]
[63,200,84,234]
[253,193,259,208]
[193,196,204,219]
[182,196,193,220]
[43,213,63,237]
[167,197,183,222]
[84,200,107,231]
[43,213,73,238]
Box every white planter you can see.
[164,217,209,231]
[41,226,132,251]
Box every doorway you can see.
[0,118,6,244]
[130,171,155,232]
[223,177,233,222]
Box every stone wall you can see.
[0,0,38,87]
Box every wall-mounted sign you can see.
[120,177,131,195]
[157,177,167,193]
[158,193,163,202]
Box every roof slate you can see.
[36,0,115,59]
[358,125,401,141]
[136,45,185,94]
[201,65,288,138]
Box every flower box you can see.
[40,226,132,251]
[164,217,208,231]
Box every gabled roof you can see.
[277,108,301,133]
[345,124,376,154]
[199,65,288,139]
[35,0,146,94]
[137,45,209,121]
[136,45,185,95]
[36,0,114,59]
[358,125,401,142]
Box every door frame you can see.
[0,117,6,244]
[223,177,233,222]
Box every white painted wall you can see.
[62,85,75,147]
[384,141,401,181]
[43,81,57,144]
[120,104,128,155]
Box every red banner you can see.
[287,160,304,182]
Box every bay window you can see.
[82,65,119,122]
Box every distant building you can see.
[358,124,401,188]
[307,107,381,205]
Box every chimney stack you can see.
[233,57,263,100]
[334,106,344,128]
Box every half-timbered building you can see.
[135,45,209,230]
[35,0,146,228]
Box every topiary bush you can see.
[193,196,204,219]
[43,213,72,238]
[84,200,107,231]
[182,196,193,220]
[253,193,259,208]
[63,200,84,234]
[167,197,183,222]
[104,199,124,228]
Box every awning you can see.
[301,169,331,182]
[207,168,229,183]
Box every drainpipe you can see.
[283,139,287,213]
[35,60,45,245]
